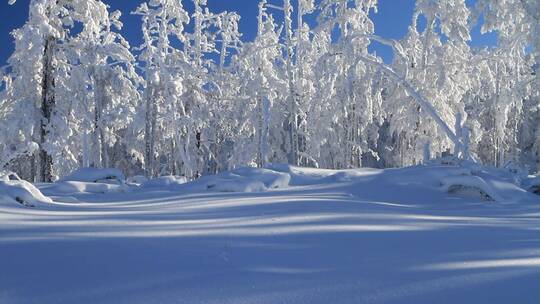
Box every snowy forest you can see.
[1,0,539,182]
[2,1,540,303]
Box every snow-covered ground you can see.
[1,164,539,303]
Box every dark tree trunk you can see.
[39,37,56,182]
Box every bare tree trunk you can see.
[82,131,90,167]
[170,139,177,175]
[30,153,37,183]
[39,37,56,182]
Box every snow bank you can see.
[179,165,382,193]
[0,173,52,207]
[265,163,380,186]
[230,168,291,189]
[60,168,126,184]
[191,163,529,202]
[27,163,539,203]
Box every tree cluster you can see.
[1,0,539,181]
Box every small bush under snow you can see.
[46,181,128,195]
[60,168,126,184]
[440,175,503,202]
[523,176,540,195]
[0,173,52,207]
[41,168,129,196]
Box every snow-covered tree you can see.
[388,0,474,166]
[2,0,539,181]
[469,0,537,167]
[133,0,190,177]
[229,1,287,168]
[3,0,140,180]
[70,5,140,171]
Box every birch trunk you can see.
[284,0,298,165]
[92,71,103,168]
[145,84,156,177]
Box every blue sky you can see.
[0,0,497,66]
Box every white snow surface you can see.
[1,164,539,303]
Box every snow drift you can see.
[27,162,540,205]
[140,176,187,189]
[59,168,126,184]
[42,168,129,196]
[175,167,291,193]
[126,162,539,204]
[44,181,128,195]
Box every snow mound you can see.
[127,175,149,185]
[265,163,380,186]
[440,175,503,202]
[60,168,125,184]
[177,165,380,193]
[204,178,267,193]
[230,168,291,189]
[180,167,291,193]
[523,176,540,195]
[40,168,129,196]
[140,176,187,189]
[0,173,52,207]
[45,181,127,195]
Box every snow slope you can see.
[0,165,539,304]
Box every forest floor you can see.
[1,165,539,303]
